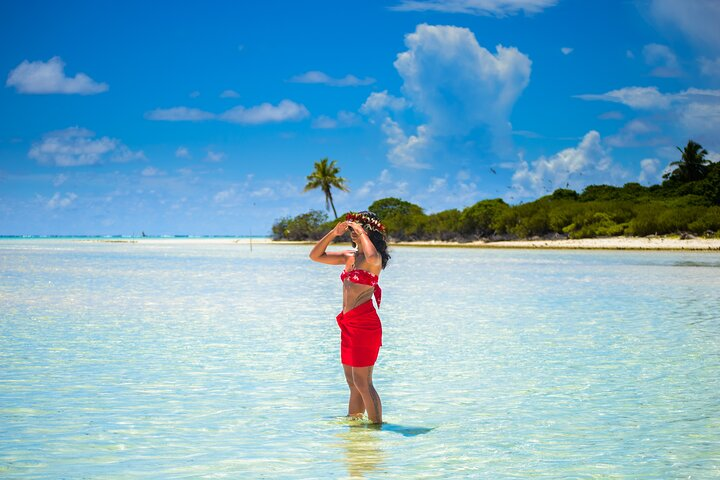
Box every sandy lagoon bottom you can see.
[1,239,719,478]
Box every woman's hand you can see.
[347,221,366,235]
[332,221,349,237]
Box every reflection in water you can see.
[335,426,385,478]
[378,423,435,437]
[333,421,434,478]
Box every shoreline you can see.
[4,236,720,250]
[276,236,720,251]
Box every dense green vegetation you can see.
[273,141,720,242]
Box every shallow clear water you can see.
[1,239,719,478]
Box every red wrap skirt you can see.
[336,300,382,367]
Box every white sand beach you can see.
[98,236,720,250]
[389,236,720,250]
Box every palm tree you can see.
[303,158,349,218]
[663,140,711,183]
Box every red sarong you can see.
[336,300,382,367]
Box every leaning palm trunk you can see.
[304,158,348,218]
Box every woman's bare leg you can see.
[343,363,365,417]
[352,366,382,424]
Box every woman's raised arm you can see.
[309,221,350,265]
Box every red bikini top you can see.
[340,269,382,308]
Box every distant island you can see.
[273,140,720,242]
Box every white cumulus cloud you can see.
[396,24,531,137]
[6,56,108,95]
[360,90,409,114]
[381,118,432,169]
[288,71,375,86]
[28,127,145,167]
[390,0,558,17]
[376,24,531,167]
[512,131,627,197]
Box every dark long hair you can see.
[351,211,391,269]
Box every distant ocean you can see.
[0,235,271,239]
[1,239,718,478]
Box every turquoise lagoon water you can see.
[1,239,719,478]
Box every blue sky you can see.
[2,0,719,235]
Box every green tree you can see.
[272,210,329,241]
[426,209,461,240]
[663,140,710,183]
[368,197,426,240]
[459,199,509,237]
[303,158,349,218]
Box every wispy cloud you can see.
[639,158,662,185]
[220,89,240,98]
[47,192,78,209]
[145,107,215,121]
[598,111,624,120]
[576,87,720,141]
[561,47,573,55]
[288,71,375,87]
[389,0,558,17]
[311,111,361,129]
[146,100,309,125]
[175,146,190,158]
[203,150,225,163]
[141,166,164,176]
[6,56,108,95]
[643,43,682,77]
[52,173,68,186]
[606,119,665,148]
[576,86,673,109]
[219,100,309,124]
[29,127,145,167]
[646,0,720,53]
[700,56,720,77]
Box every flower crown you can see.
[346,211,386,234]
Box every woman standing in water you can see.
[309,211,390,424]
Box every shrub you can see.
[459,199,509,237]
[426,209,462,240]
[272,209,329,240]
